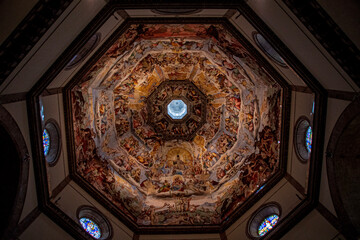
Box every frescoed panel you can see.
[70,23,283,227]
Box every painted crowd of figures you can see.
[71,23,282,226]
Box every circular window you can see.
[151,9,202,15]
[258,214,280,236]
[42,129,50,156]
[42,119,61,166]
[306,126,312,152]
[40,105,45,122]
[65,33,101,70]
[80,217,101,239]
[247,202,281,238]
[77,206,112,240]
[253,32,287,67]
[167,99,188,119]
[294,117,312,162]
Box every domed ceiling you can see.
[69,23,284,229]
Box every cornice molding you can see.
[26,1,326,238]
[283,0,360,86]
[12,207,41,238]
[63,17,290,234]
[0,0,73,84]
[284,172,306,196]
[316,203,342,235]
[50,175,71,200]
[236,2,327,239]
[0,92,27,104]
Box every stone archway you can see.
[0,104,30,239]
[326,98,360,239]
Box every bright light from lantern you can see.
[167,100,187,119]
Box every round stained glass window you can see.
[42,120,61,166]
[42,129,50,156]
[80,217,101,239]
[65,33,101,70]
[40,105,45,122]
[294,117,312,162]
[167,99,188,119]
[253,33,287,67]
[247,202,281,239]
[258,214,279,236]
[77,206,112,240]
[306,126,312,152]
[151,9,202,15]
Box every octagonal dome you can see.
[146,80,207,140]
[167,100,187,119]
[68,23,284,230]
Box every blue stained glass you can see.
[42,129,50,156]
[80,218,101,239]
[255,184,265,194]
[258,214,279,236]
[306,126,312,152]
[312,101,315,115]
[167,99,187,119]
[40,105,45,122]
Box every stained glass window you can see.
[65,33,101,70]
[258,214,279,236]
[254,33,286,66]
[306,126,312,152]
[311,101,315,115]
[40,105,45,122]
[255,184,265,194]
[80,217,101,239]
[42,129,50,156]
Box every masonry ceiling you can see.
[17,1,344,238]
[68,22,285,231]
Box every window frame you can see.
[77,206,112,240]
[246,202,282,239]
[253,32,287,67]
[42,119,62,166]
[294,116,312,162]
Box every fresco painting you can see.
[71,24,282,226]
[146,80,207,141]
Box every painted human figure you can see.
[172,176,184,191]
[158,180,171,193]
